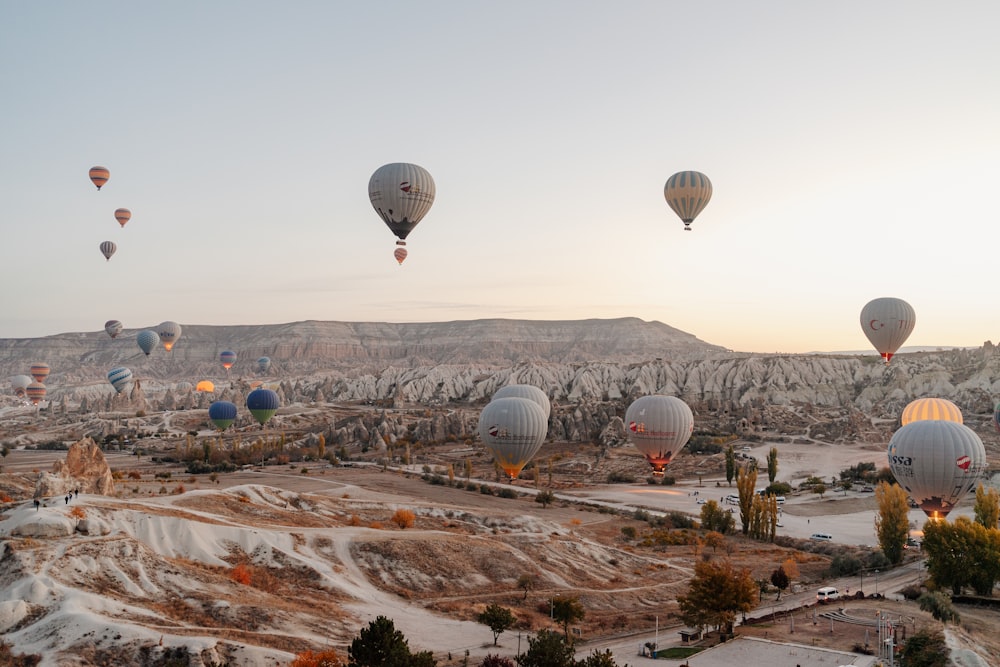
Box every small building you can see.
[678,627,703,644]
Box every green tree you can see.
[481,656,515,667]
[551,596,585,641]
[676,559,758,634]
[769,566,789,600]
[478,604,516,646]
[575,649,625,666]
[736,465,757,535]
[874,482,910,565]
[766,446,778,483]
[900,627,949,667]
[917,591,960,624]
[517,573,536,600]
[348,615,435,667]
[516,629,574,667]
[812,482,826,499]
[974,483,1000,529]
[535,489,555,508]
[724,445,735,486]
[922,516,1000,596]
[699,501,735,535]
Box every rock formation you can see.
[35,437,115,498]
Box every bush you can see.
[608,471,636,484]
[829,553,862,577]
[391,509,416,529]
[230,563,252,586]
[497,488,517,499]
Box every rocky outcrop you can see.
[35,438,115,498]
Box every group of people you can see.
[32,488,80,510]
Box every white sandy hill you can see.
[3,483,569,667]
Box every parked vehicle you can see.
[816,586,840,603]
[810,532,833,542]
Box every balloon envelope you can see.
[492,384,551,420]
[89,166,109,190]
[625,395,694,474]
[104,320,123,339]
[257,357,271,373]
[196,380,215,392]
[208,401,238,431]
[107,367,133,393]
[114,208,131,227]
[220,350,237,370]
[369,162,436,244]
[246,388,280,425]
[10,374,32,396]
[136,330,159,356]
[888,420,986,519]
[901,398,962,426]
[26,382,46,405]
[860,297,915,364]
[100,241,116,261]
[478,397,547,479]
[157,321,182,351]
[664,171,713,230]
[393,246,408,265]
[29,363,50,383]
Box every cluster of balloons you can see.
[368,165,714,265]
[89,166,133,263]
[624,395,695,474]
[9,363,52,405]
[207,388,280,431]
[477,384,550,480]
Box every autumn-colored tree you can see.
[781,556,800,582]
[316,434,326,460]
[229,563,252,586]
[736,465,757,535]
[703,531,726,553]
[974,483,1000,529]
[391,509,415,529]
[676,558,758,633]
[700,500,735,534]
[291,649,344,667]
[874,482,909,564]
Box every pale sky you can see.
[2,2,998,354]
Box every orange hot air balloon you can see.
[196,380,215,393]
[393,246,408,265]
[89,166,110,190]
[26,382,46,405]
[29,363,50,383]
[115,208,131,227]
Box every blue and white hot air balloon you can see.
[107,367,133,394]
[136,330,159,356]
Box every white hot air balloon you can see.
[368,162,435,263]
[860,297,915,364]
[107,367,134,394]
[888,420,986,519]
[493,384,551,420]
[10,374,32,397]
[156,321,182,351]
[900,398,963,427]
[478,397,548,480]
[625,395,694,474]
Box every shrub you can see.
[69,506,86,519]
[230,563,252,586]
[290,649,344,667]
[608,471,635,484]
[391,509,416,529]
[497,488,517,499]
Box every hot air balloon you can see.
[176,381,193,393]
[107,366,133,394]
[624,395,694,474]
[246,388,280,426]
[888,420,986,519]
[393,246,408,265]
[368,162,435,263]
[104,320,123,339]
[26,382,46,405]
[114,208,131,228]
[196,380,215,393]
[100,241,117,261]
[901,398,963,426]
[493,384,551,419]
[478,396,547,480]
[219,350,237,370]
[136,330,159,356]
[10,374,32,397]
[257,357,271,374]
[860,297,915,364]
[664,171,713,231]
[208,401,238,431]
[89,166,109,190]
[156,321,182,351]
[29,363,50,384]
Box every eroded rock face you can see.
[35,437,115,498]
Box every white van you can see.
[724,494,740,505]
[816,586,840,603]
[810,532,833,542]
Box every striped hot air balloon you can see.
[246,388,280,425]
[901,398,963,426]
[114,208,131,228]
[29,363,50,383]
[99,241,117,261]
[26,382,46,405]
[219,350,237,370]
[664,171,713,231]
[208,401,238,431]
[107,367,133,394]
[89,166,109,190]
[104,320,123,339]
[393,246,408,265]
